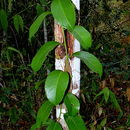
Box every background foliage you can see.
[0,0,130,129]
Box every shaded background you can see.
[0,0,130,129]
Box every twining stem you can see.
[62,28,69,62]
[57,28,73,120]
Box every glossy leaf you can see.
[31,41,59,72]
[64,93,80,116]
[64,114,86,130]
[73,51,103,76]
[31,100,54,129]
[51,0,76,30]
[45,70,69,105]
[13,14,24,33]
[71,26,92,49]
[0,9,8,31]
[47,121,62,130]
[29,11,51,41]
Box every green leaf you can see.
[89,123,96,130]
[103,87,109,103]
[64,93,80,116]
[71,26,92,49]
[40,0,47,5]
[34,80,44,90]
[107,128,112,130]
[36,3,45,16]
[64,114,86,130]
[32,100,54,129]
[7,46,22,56]
[8,0,13,12]
[7,46,23,61]
[13,14,24,33]
[96,125,102,130]
[94,87,109,102]
[51,0,76,30]
[126,115,130,126]
[36,101,53,125]
[109,91,122,112]
[29,11,51,41]
[45,70,69,105]
[31,41,59,72]
[9,107,19,124]
[30,124,37,130]
[100,118,107,127]
[94,90,103,101]
[73,51,103,76]
[0,9,8,31]
[47,121,62,130]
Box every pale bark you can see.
[70,39,80,97]
[54,22,67,129]
[55,0,80,129]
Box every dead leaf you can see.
[100,80,106,89]
[110,78,115,88]
[126,88,130,101]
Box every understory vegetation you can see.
[0,0,130,129]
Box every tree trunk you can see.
[54,0,80,129]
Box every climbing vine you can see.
[29,0,102,129]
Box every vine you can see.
[29,0,102,129]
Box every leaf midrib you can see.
[55,71,62,103]
[37,101,53,124]
[32,42,58,71]
[58,0,74,30]
[78,52,102,74]
[69,116,79,130]
[73,27,84,45]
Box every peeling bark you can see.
[54,21,67,129]
[70,38,80,97]
[66,32,74,57]
[54,0,80,129]
[54,22,66,71]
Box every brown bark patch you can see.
[54,23,64,43]
[54,23,66,59]
[55,45,66,59]
[66,31,74,57]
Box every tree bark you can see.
[54,0,80,129]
